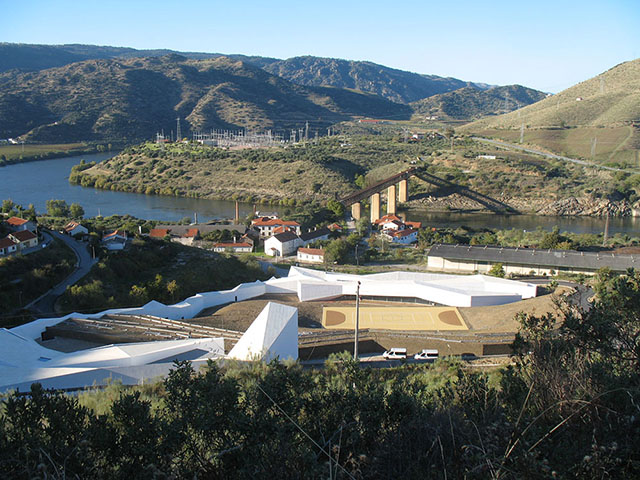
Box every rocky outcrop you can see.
[535,197,633,216]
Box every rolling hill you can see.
[465,58,640,130]
[411,85,546,122]
[462,59,640,167]
[0,55,411,142]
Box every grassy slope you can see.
[73,136,448,202]
[58,236,268,313]
[462,59,640,168]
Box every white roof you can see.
[284,266,537,307]
[229,302,298,361]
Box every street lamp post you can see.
[354,281,361,360]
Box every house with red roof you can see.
[297,247,325,264]
[0,237,18,256]
[63,221,88,237]
[251,217,301,238]
[102,230,128,251]
[9,230,38,250]
[6,216,36,233]
[383,228,418,245]
[149,228,171,239]
[212,242,253,253]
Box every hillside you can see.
[0,55,410,142]
[411,85,546,122]
[465,59,640,130]
[462,59,640,167]
[0,44,490,106]
[262,56,484,104]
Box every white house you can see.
[9,230,38,250]
[264,231,300,257]
[385,228,418,245]
[63,221,88,237]
[0,237,18,256]
[102,230,127,251]
[297,247,325,264]
[251,217,301,238]
[213,242,253,253]
[298,227,331,247]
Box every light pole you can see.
[354,281,361,361]
[355,243,359,266]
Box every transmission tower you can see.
[176,117,182,142]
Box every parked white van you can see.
[414,349,439,361]
[383,347,407,360]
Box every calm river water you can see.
[1,152,640,235]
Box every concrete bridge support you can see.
[370,193,381,223]
[351,202,361,220]
[387,185,396,215]
[398,179,408,203]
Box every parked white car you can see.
[414,349,439,361]
[383,347,407,360]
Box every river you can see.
[1,152,640,235]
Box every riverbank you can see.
[0,143,120,166]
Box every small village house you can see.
[297,247,325,264]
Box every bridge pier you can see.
[398,179,408,203]
[351,202,361,220]
[387,185,396,214]
[370,193,380,223]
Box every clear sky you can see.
[2,0,638,93]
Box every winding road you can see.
[27,230,99,316]
[473,136,634,173]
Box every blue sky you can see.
[2,0,638,92]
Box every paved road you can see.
[28,230,99,316]
[473,136,634,173]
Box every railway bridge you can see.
[340,167,518,222]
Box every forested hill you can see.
[411,85,547,122]
[0,55,410,142]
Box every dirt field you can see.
[459,287,568,332]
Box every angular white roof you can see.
[284,266,537,307]
[229,302,298,361]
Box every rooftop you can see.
[428,244,640,272]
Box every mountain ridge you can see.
[0,55,411,141]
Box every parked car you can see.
[414,349,439,361]
[383,347,407,360]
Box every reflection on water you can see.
[2,152,639,234]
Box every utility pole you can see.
[354,281,361,361]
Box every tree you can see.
[326,199,345,219]
[70,203,85,219]
[324,238,349,264]
[489,262,505,277]
[1,199,16,214]
[46,199,70,217]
